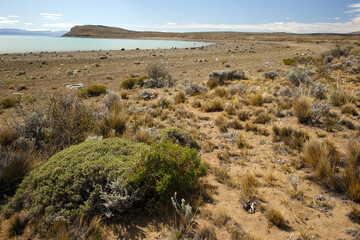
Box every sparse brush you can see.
[174,90,186,103]
[311,82,327,100]
[288,69,310,86]
[272,125,310,151]
[214,166,230,184]
[344,138,360,202]
[228,82,247,95]
[104,91,121,110]
[249,92,263,106]
[196,224,217,240]
[266,172,277,186]
[330,88,356,107]
[2,211,27,238]
[240,172,257,213]
[214,87,229,98]
[202,140,216,152]
[245,121,258,132]
[0,96,20,109]
[302,139,340,190]
[341,103,358,115]
[147,62,168,80]
[214,208,231,227]
[202,98,224,112]
[264,208,287,228]
[237,110,250,121]
[254,112,271,124]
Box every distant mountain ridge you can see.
[62,25,360,41]
[0,28,66,36]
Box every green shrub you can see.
[158,126,199,149]
[283,58,297,66]
[132,141,206,202]
[79,85,107,97]
[0,97,20,109]
[2,138,148,223]
[120,76,147,89]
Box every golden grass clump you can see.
[174,90,186,103]
[254,111,271,124]
[215,115,228,132]
[272,125,310,151]
[214,166,230,184]
[120,90,128,99]
[196,224,217,239]
[302,139,340,190]
[330,88,356,107]
[214,208,231,227]
[344,138,360,202]
[249,92,263,106]
[293,96,312,124]
[0,127,15,146]
[1,211,27,238]
[206,78,219,89]
[237,133,249,148]
[237,110,250,121]
[214,87,229,98]
[264,208,287,228]
[341,103,358,115]
[202,98,224,112]
[103,102,127,136]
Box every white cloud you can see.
[126,2,360,33]
[27,28,48,31]
[24,22,32,25]
[0,19,19,25]
[7,15,19,18]
[167,22,177,25]
[40,13,62,21]
[286,17,290,20]
[42,23,75,28]
[0,17,7,20]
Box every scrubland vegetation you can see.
[1,40,360,239]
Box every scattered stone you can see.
[224,63,231,68]
[17,71,26,76]
[99,56,107,59]
[66,83,83,89]
[67,71,73,76]
[17,85,27,91]
[86,135,103,141]
[95,63,100,67]
[134,61,141,65]
[74,69,81,73]
[121,48,125,51]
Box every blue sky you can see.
[1,0,360,33]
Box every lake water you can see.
[0,35,212,54]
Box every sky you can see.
[0,0,360,33]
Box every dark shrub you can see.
[2,138,148,223]
[132,141,206,202]
[158,126,199,149]
[0,97,20,109]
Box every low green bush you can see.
[2,138,148,224]
[132,141,206,202]
[120,76,147,89]
[78,85,107,97]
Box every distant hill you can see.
[349,31,360,35]
[63,25,360,41]
[0,28,66,37]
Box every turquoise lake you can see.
[0,35,212,54]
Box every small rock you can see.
[66,83,83,89]
[17,71,26,76]
[224,63,231,68]
[99,56,107,59]
[17,85,27,91]
[67,71,73,76]
[134,61,141,65]
[121,48,125,51]
[74,69,81,73]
